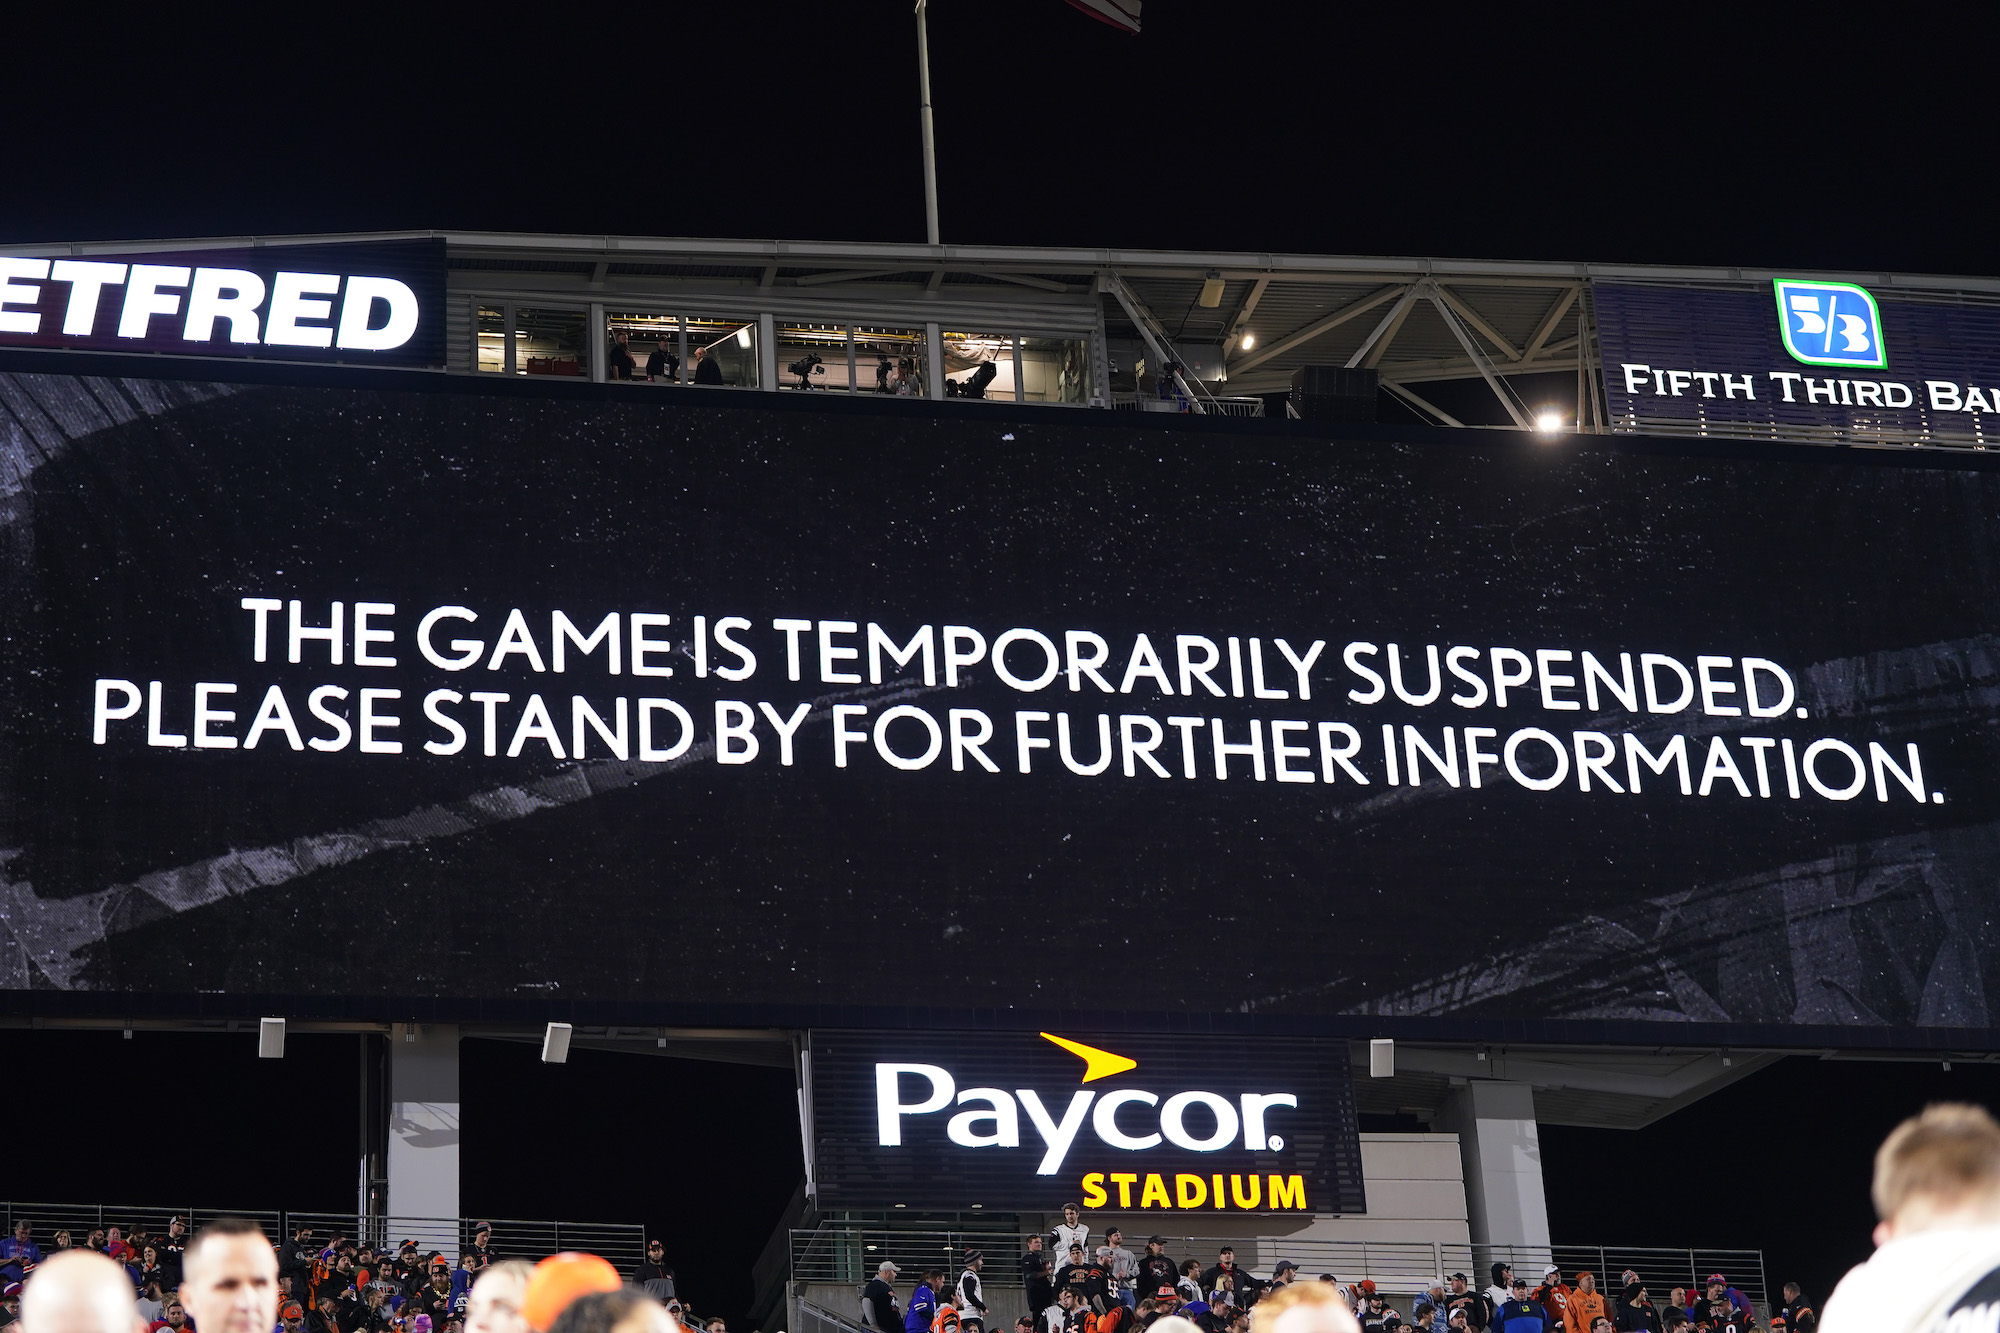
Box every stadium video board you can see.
[805,1030,1366,1214]
[1,366,1997,1040]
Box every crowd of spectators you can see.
[0,1221,739,1333]
[851,1205,1808,1333]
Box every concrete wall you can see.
[386,1022,460,1225]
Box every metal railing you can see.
[1109,392,1266,416]
[789,1229,1767,1312]
[798,1298,877,1333]
[0,1204,646,1276]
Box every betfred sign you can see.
[806,1030,1364,1214]
[0,238,444,368]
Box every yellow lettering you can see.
[1111,1173,1139,1209]
[1212,1174,1224,1208]
[1268,1174,1306,1209]
[1140,1174,1170,1208]
[1175,1174,1207,1209]
[1082,1173,1108,1208]
[1229,1174,1261,1208]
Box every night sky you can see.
[2,6,1992,276]
[7,2,2000,1327]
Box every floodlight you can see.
[1535,410,1565,434]
[1239,331,1256,350]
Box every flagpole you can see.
[916,0,940,246]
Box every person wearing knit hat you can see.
[522,1256,621,1333]
[958,1254,987,1323]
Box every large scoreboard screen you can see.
[2,367,1996,1040]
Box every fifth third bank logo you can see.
[1775,278,1887,369]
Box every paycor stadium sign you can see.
[804,1031,1366,1214]
[0,238,445,368]
[1594,278,2000,443]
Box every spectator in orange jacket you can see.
[1562,1275,1607,1333]
[1533,1269,1573,1327]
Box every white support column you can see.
[388,1023,459,1238]
[925,323,944,400]
[758,313,778,391]
[1436,1080,1550,1255]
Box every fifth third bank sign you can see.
[805,1030,1366,1214]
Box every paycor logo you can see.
[0,257,421,351]
[875,1033,1298,1176]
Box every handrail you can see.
[0,1204,646,1277]
[788,1228,1769,1312]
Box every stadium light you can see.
[1535,409,1565,435]
[542,1021,574,1063]
[1239,331,1256,350]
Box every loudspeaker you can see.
[542,1022,574,1063]
[1369,1037,1395,1078]
[258,1017,286,1059]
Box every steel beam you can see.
[1424,280,1533,430]
[1383,380,1466,428]
[1432,285,1524,362]
[1345,285,1423,369]
[1521,286,1582,359]
[1229,284,1405,377]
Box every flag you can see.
[1064,0,1140,33]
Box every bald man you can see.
[179,1221,278,1333]
[19,1250,147,1333]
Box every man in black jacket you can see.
[1053,1247,1107,1315]
[1200,1252,1250,1303]
[1134,1243,1178,1304]
[1021,1239,1054,1321]
[861,1262,901,1333]
[1776,1283,1817,1333]
[635,1243,676,1303]
[280,1231,317,1298]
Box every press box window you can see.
[943,333,1015,400]
[776,321,857,390]
[476,305,506,374]
[607,311,687,383]
[1021,337,1089,404]
[853,326,928,397]
[683,315,760,388]
[473,302,586,375]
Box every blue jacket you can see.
[0,1240,44,1284]
[906,1283,937,1333]
[1492,1300,1553,1333]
